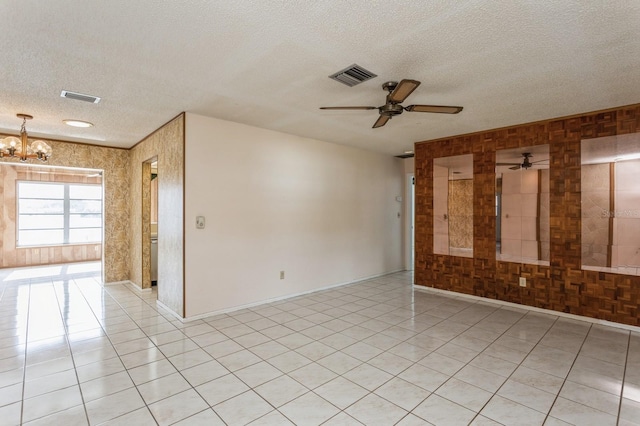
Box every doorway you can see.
[405,174,415,272]
[142,157,158,289]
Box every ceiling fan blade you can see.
[372,115,390,128]
[388,79,421,103]
[405,104,463,114]
[496,163,521,166]
[509,165,521,170]
[319,106,377,110]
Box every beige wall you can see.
[184,113,403,318]
[0,164,102,268]
[129,114,184,316]
[0,137,129,282]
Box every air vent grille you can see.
[329,64,377,87]
[60,90,101,104]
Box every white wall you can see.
[184,113,404,318]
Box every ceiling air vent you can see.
[395,153,415,159]
[60,90,101,104]
[329,64,377,87]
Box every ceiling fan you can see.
[320,79,463,128]
[497,153,549,170]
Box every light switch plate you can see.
[196,216,205,229]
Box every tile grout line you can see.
[540,321,592,425]
[51,277,92,426]
[73,278,162,425]
[433,311,562,425]
[616,331,632,426]
[18,279,31,426]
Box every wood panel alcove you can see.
[414,104,640,326]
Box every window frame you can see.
[16,180,103,247]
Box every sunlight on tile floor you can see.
[0,262,638,425]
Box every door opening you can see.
[405,174,415,272]
[142,157,158,289]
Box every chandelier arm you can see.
[0,114,51,162]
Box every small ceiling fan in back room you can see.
[497,153,549,170]
[320,79,463,128]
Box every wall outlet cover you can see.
[196,216,205,229]
[519,277,527,287]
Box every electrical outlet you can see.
[280,271,285,280]
[519,277,527,287]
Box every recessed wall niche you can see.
[496,145,550,265]
[433,154,473,258]
[582,133,640,276]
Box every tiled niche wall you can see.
[415,104,640,326]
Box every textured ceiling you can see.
[1,1,639,155]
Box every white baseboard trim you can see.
[105,280,152,294]
[413,284,640,333]
[127,282,153,293]
[182,269,406,322]
[103,280,132,286]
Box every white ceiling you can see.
[1,1,639,156]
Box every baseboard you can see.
[182,269,406,322]
[413,284,640,333]
[103,280,132,286]
[104,279,152,293]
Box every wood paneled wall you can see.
[415,104,640,326]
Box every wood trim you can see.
[537,169,542,261]
[416,103,640,147]
[182,112,187,318]
[607,162,615,267]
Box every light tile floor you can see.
[0,262,639,425]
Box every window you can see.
[17,181,102,247]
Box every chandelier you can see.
[0,114,52,162]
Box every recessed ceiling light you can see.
[63,119,93,128]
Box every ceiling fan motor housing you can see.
[379,103,404,116]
